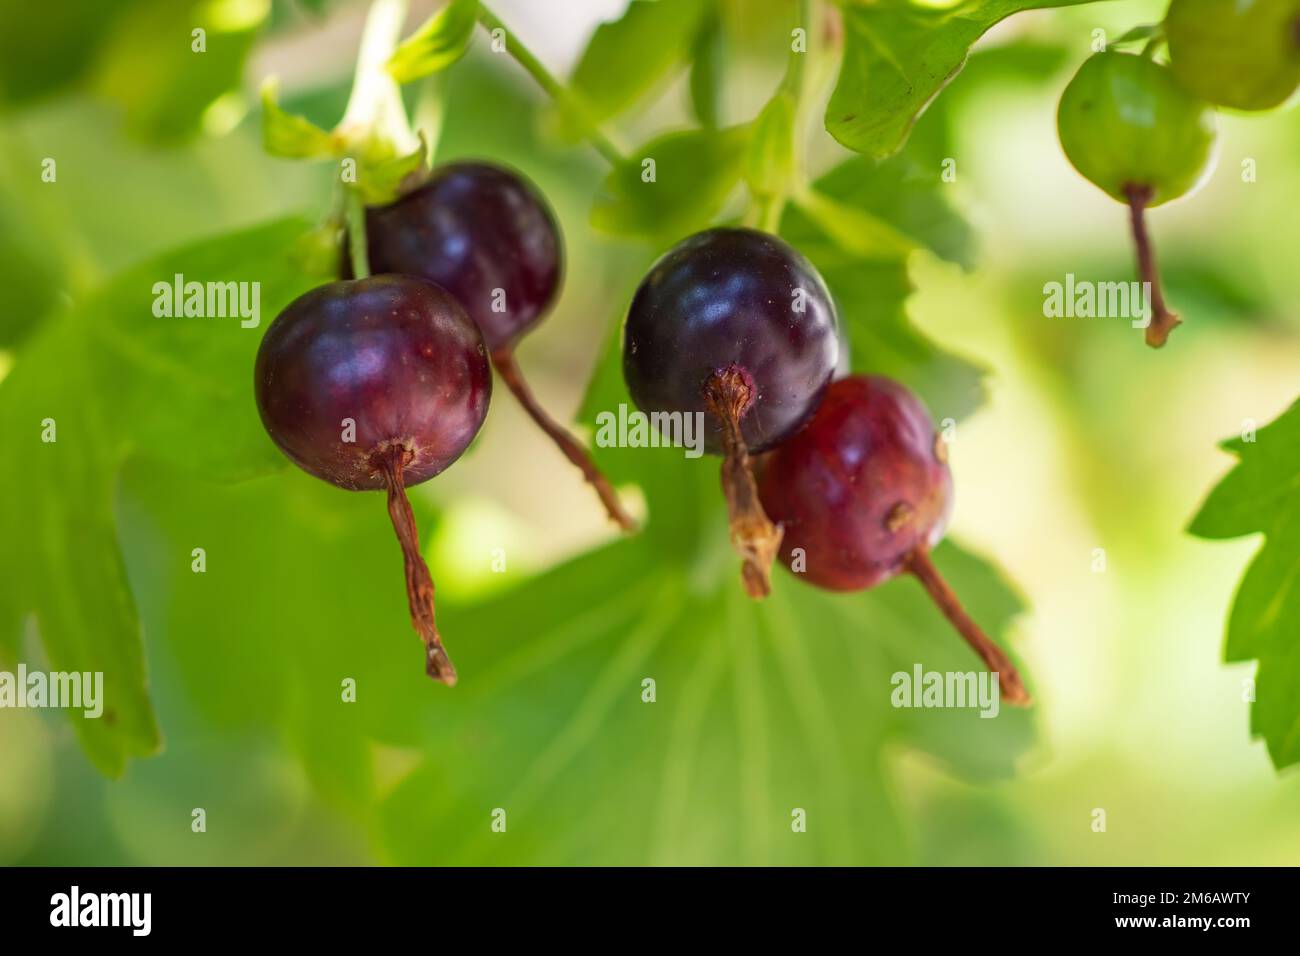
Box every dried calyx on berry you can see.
[254,274,491,684]
[757,375,1030,705]
[622,227,839,598]
[351,161,636,532]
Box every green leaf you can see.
[826,0,1094,159]
[688,9,727,128]
[745,90,796,199]
[0,321,160,777]
[1190,400,1300,769]
[387,0,480,84]
[780,153,985,420]
[94,0,269,144]
[261,78,339,159]
[0,218,318,775]
[353,137,429,205]
[591,125,750,240]
[563,0,711,135]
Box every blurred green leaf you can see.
[0,0,120,105]
[688,9,727,128]
[95,0,269,144]
[387,0,480,84]
[562,0,710,136]
[261,78,339,158]
[826,0,1094,159]
[1190,399,1300,770]
[0,217,317,775]
[780,152,986,420]
[592,125,750,240]
[744,90,796,200]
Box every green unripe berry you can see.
[1057,52,1217,207]
[1166,0,1300,111]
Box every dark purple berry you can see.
[356,161,634,531]
[255,274,491,684]
[757,375,1028,704]
[623,227,839,597]
[359,161,560,351]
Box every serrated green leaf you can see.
[0,218,318,776]
[386,0,480,84]
[591,125,750,240]
[1190,399,1300,769]
[0,320,161,777]
[561,0,710,137]
[826,0,1094,159]
[261,78,339,158]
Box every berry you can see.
[623,227,839,597]
[757,375,1029,704]
[356,161,634,531]
[255,274,491,684]
[1057,51,1217,347]
[1166,0,1300,111]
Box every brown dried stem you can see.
[491,346,636,533]
[376,446,457,686]
[905,547,1030,706]
[702,366,784,599]
[1124,183,1180,348]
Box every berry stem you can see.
[476,5,627,167]
[1124,183,1180,348]
[345,190,371,279]
[702,367,784,599]
[339,0,420,157]
[904,548,1029,705]
[490,346,637,533]
[376,445,457,685]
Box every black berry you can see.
[255,274,492,684]
[623,227,839,596]
[357,161,634,530]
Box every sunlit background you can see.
[2,0,1298,865]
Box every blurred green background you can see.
[1,0,1298,866]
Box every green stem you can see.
[477,4,627,166]
[347,191,371,279]
[340,0,420,158]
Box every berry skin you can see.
[359,162,561,351]
[1166,0,1300,112]
[255,275,490,490]
[255,274,491,684]
[758,375,1028,704]
[624,227,838,456]
[357,161,634,531]
[1057,52,1216,208]
[757,376,951,592]
[623,227,839,597]
[1057,52,1217,348]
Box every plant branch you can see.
[346,190,370,279]
[340,0,420,158]
[476,4,627,166]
